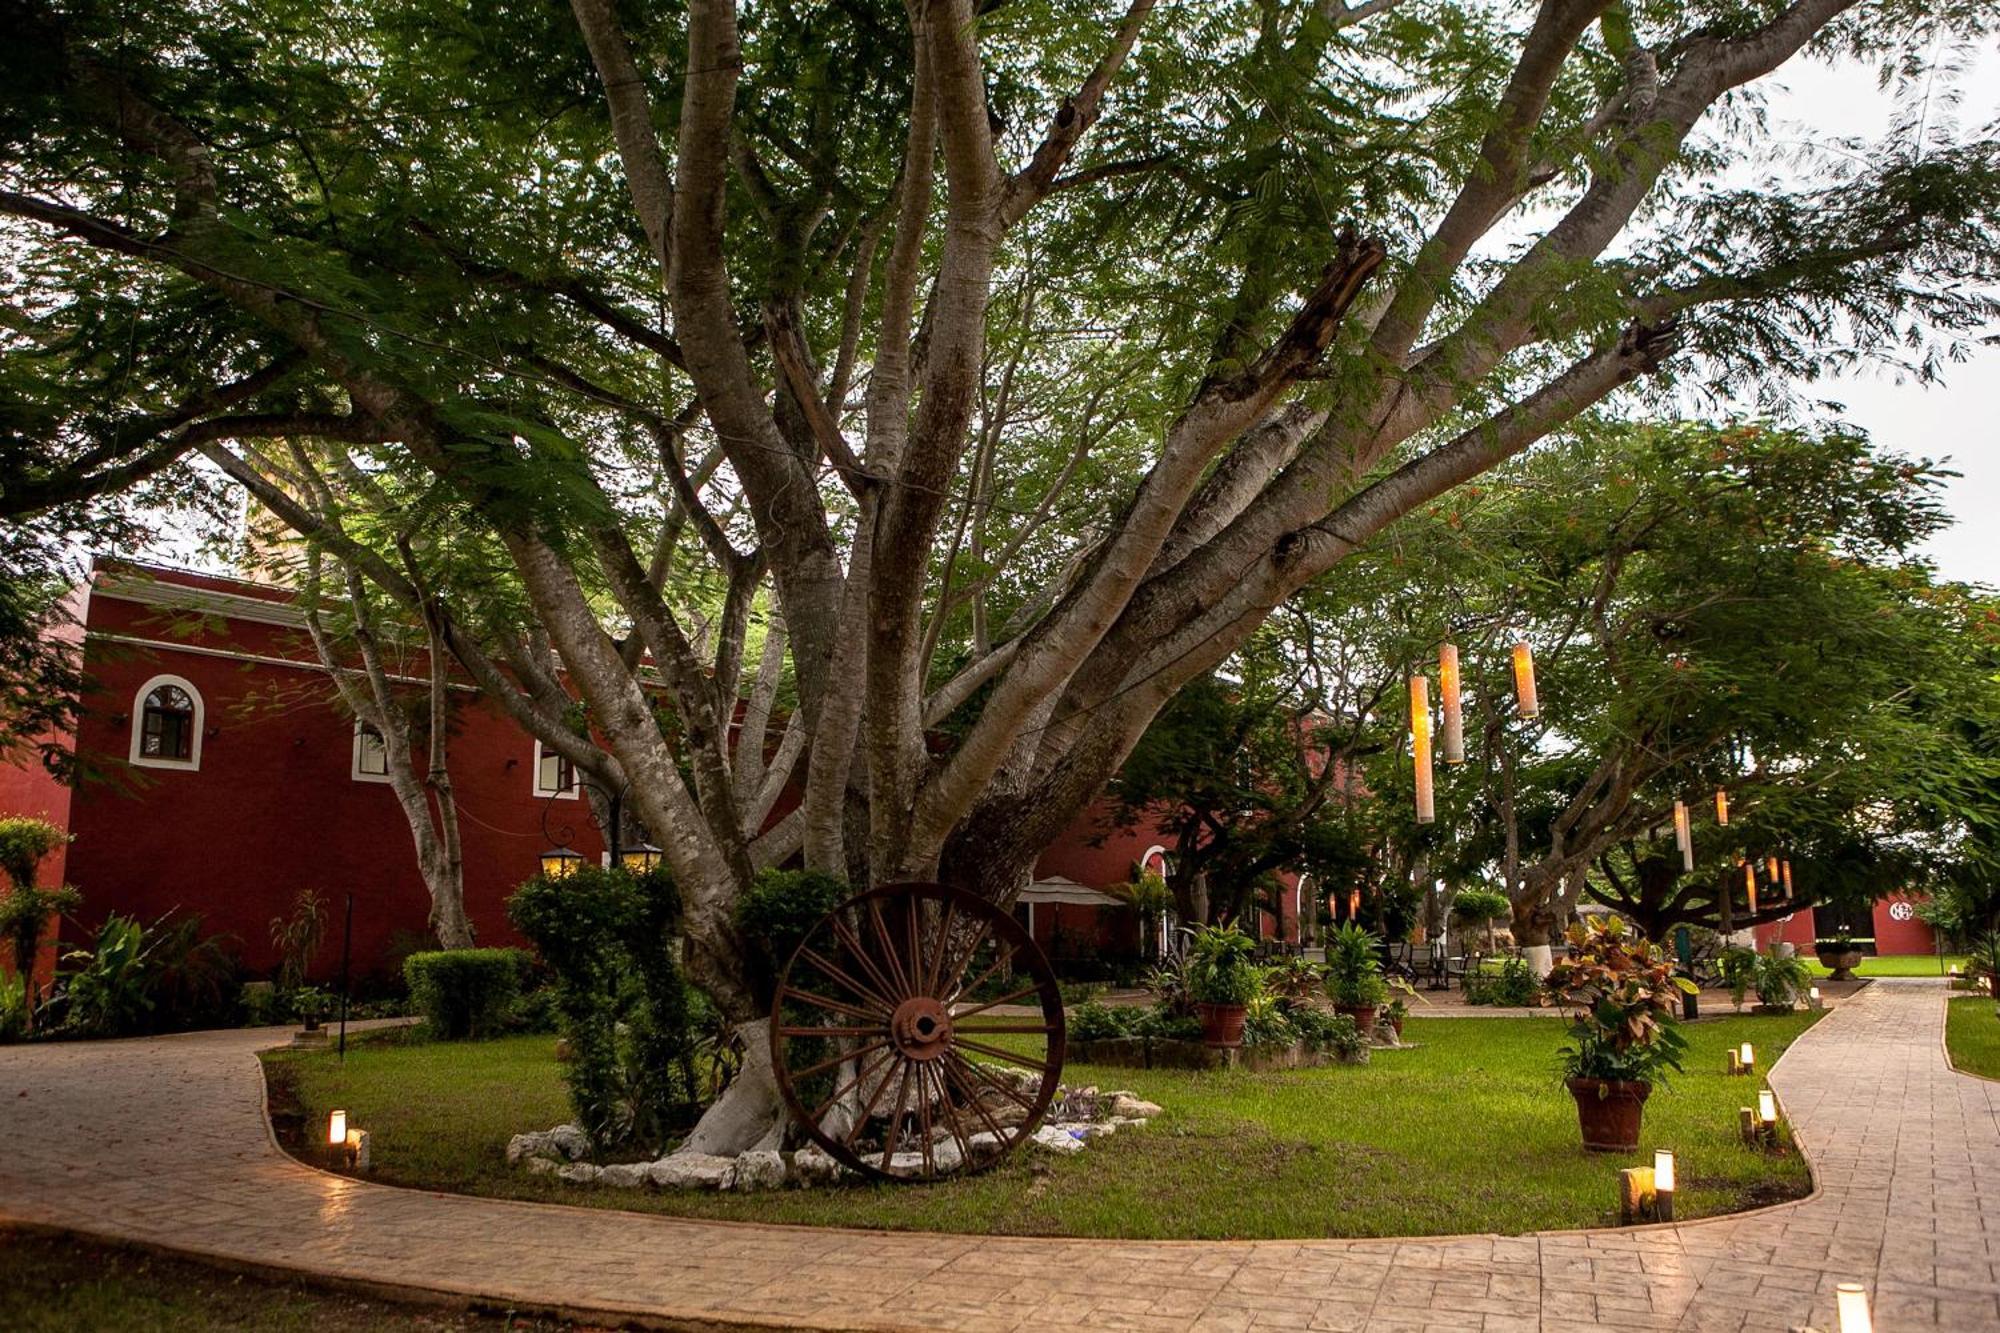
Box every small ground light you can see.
[1653,1149,1675,1221]
[328,1108,347,1146]
[1809,985,1823,1010]
[1739,1041,1755,1072]
[1758,1089,1777,1127]
[1835,1282,1872,1333]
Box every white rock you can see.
[505,1132,550,1165]
[548,1124,591,1161]
[523,1156,560,1176]
[1030,1125,1086,1155]
[789,1146,847,1187]
[648,1152,736,1190]
[597,1162,650,1189]
[1062,1120,1118,1140]
[557,1162,601,1185]
[1108,1093,1163,1120]
[733,1149,788,1191]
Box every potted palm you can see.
[1814,928,1865,981]
[1753,949,1813,1014]
[1187,923,1260,1047]
[1972,932,2000,1000]
[1323,922,1388,1035]
[1545,915,1693,1152]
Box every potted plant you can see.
[1752,948,1813,1014]
[1972,932,2000,1000]
[1814,928,1864,981]
[1323,922,1388,1034]
[292,984,332,1032]
[1717,946,1757,1012]
[1544,915,1693,1152]
[1186,923,1260,1046]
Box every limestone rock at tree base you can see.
[547,1124,591,1161]
[523,1156,560,1176]
[596,1162,650,1189]
[733,1149,787,1191]
[1030,1125,1086,1155]
[789,1146,846,1186]
[556,1162,601,1185]
[648,1152,736,1190]
[1108,1093,1163,1120]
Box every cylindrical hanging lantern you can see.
[1348,887,1361,920]
[1438,643,1466,764]
[1781,860,1794,897]
[1410,674,1435,824]
[1511,636,1539,718]
[1745,860,1758,914]
[1715,788,1729,825]
[1766,855,1780,883]
[1673,800,1693,872]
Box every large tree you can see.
[6,0,1997,1150]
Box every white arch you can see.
[1139,844,1171,877]
[129,672,204,771]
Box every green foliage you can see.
[1264,955,1325,1005]
[0,969,26,1043]
[732,868,847,1003]
[506,865,696,1152]
[46,909,237,1038]
[1449,889,1510,931]
[0,880,79,980]
[268,889,326,992]
[58,915,151,1038]
[1322,922,1387,1007]
[1752,949,1814,1009]
[402,949,526,1040]
[1185,923,1261,1005]
[1717,947,1758,1010]
[1545,917,1693,1087]
[1463,956,1539,1008]
[0,816,69,891]
[1068,999,1132,1043]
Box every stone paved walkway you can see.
[2,980,1992,1331]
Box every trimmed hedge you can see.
[403,948,526,1040]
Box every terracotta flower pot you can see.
[1196,1002,1247,1047]
[1334,1003,1379,1036]
[1565,1077,1651,1152]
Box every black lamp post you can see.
[539,775,641,874]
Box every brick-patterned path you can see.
[1,980,1991,1331]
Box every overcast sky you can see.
[1750,44,2000,588]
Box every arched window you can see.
[533,739,578,798]
[130,674,203,770]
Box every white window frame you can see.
[533,739,579,798]
[351,722,394,784]
[129,673,205,771]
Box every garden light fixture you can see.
[1438,643,1465,763]
[619,842,663,874]
[328,1109,347,1146]
[1835,1282,1873,1333]
[1758,1088,1777,1126]
[1673,799,1693,871]
[1739,1041,1755,1071]
[1511,636,1539,718]
[1809,985,1823,1010]
[1653,1148,1675,1221]
[1715,788,1729,825]
[1745,861,1758,914]
[1409,674,1435,824]
[539,846,584,879]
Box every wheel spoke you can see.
[923,898,957,997]
[796,945,898,1014]
[939,1053,1010,1146]
[948,948,1013,1009]
[927,1062,977,1174]
[811,1044,897,1127]
[841,1049,902,1151]
[949,984,1042,1021]
[777,985,889,1023]
[789,1037,892,1084]
[949,1049,1038,1113]
[867,898,915,998]
[830,916,907,1006]
[954,1037,1049,1072]
[876,1060,916,1168]
[778,1024,885,1039]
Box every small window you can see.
[129,674,203,771]
[534,740,577,798]
[352,723,392,783]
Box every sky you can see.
[1749,45,2000,588]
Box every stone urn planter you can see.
[1815,945,1864,981]
[1565,1077,1651,1152]
[1196,1002,1246,1048]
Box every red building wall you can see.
[0,587,83,992]
[58,568,602,986]
[1756,895,1937,956]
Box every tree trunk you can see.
[674,1017,788,1157]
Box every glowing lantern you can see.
[1739,1041,1755,1071]
[1835,1283,1872,1333]
[1672,800,1693,872]
[1782,860,1794,897]
[1511,636,1539,718]
[1745,860,1758,914]
[1438,643,1466,764]
[1715,788,1729,825]
[1767,855,1780,883]
[1410,674,1435,824]
[328,1109,348,1146]
[1757,1088,1777,1126]
[1348,888,1361,920]
[540,846,584,879]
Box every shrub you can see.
[269,889,325,992]
[403,948,526,1039]
[0,816,69,892]
[1449,888,1511,947]
[734,868,846,1000]
[1717,946,1758,1010]
[508,865,699,1152]
[1323,922,1388,1007]
[1753,949,1813,1008]
[1464,956,1538,1007]
[1545,915,1693,1086]
[1239,994,1295,1049]
[0,970,26,1043]
[1186,923,1261,1005]
[1069,999,1135,1042]
[1131,1005,1204,1042]
[1264,955,1324,1005]
[58,914,151,1037]
[1144,955,1195,1017]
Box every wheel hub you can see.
[891,996,953,1061]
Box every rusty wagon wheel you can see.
[769,882,1066,1182]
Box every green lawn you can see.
[0,1228,571,1332]
[1804,953,1963,978]
[1946,995,2000,1080]
[265,1011,1820,1240]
